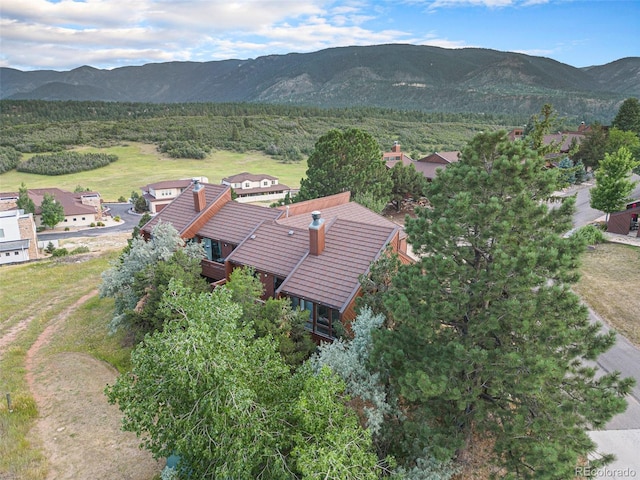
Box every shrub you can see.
[64,227,70,231]
[51,248,69,257]
[572,224,606,245]
[118,196,127,203]
[16,151,118,175]
[44,241,56,254]
[114,216,121,222]
[70,246,90,254]
[97,221,105,227]
[90,222,96,227]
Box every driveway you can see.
[562,176,640,479]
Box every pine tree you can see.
[296,128,392,203]
[16,182,35,214]
[373,131,634,477]
[612,97,640,136]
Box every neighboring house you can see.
[507,124,593,166]
[141,182,411,342]
[221,172,291,203]
[0,188,102,228]
[140,178,208,214]
[607,200,640,237]
[384,141,459,181]
[414,151,460,181]
[384,141,413,168]
[0,209,39,264]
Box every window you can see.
[0,228,4,238]
[263,181,268,186]
[5,252,10,257]
[272,180,277,185]
[14,251,19,255]
[202,238,223,262]
[290,296,341,339]
[245,182,251,188]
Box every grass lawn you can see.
[0,142,308,202]
[0,251,130,480]
[573,242,640,347]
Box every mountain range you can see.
[2,44,639,121]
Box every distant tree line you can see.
[17,151,118,175]
[0,100,529,161]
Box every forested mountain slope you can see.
[1,44,638,122]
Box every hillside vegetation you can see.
[2,44,638,121]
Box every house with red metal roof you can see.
[141,181,410,342]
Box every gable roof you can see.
[142,182,229,236]
[277,199,400,232]
[418,151,460,164]
[276,191,351,218]
[197,201,283,244]
[222,172,278,183]
[226,223,310,278]
[141,179,193,191]
[27,188,98,216]
[277,218,397,312]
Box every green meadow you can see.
[0,143,308,201]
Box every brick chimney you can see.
[309,211,325,256]
[193,180,206,212]
[391,141,401,153]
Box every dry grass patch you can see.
[573,242,640,347]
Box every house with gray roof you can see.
[142,181,411,342]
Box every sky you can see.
[1,0,639,72]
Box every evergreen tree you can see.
[16,182,35,214]
[40,193,65,229]
[612,97,640,136]
[389,162,428,212]
[373,131,633,477]
[296,128,392,203]
[590,146,640,222]
[575,123,608,170]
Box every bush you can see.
[90,222,96,227]
[572,224,606,245]
[118,196,127,203]
[16,151,118,175]
[70,246,90,254]
[45,241,56,254]
[0,146,22,173]
[51,248,69,257]
[114,216,121,222]
[64,227,70,231]
[97,221,105,227]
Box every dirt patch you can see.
[24,290,162,479]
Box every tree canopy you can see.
[16,182,35,214]
[590,146,640,221]
[612,97,640,136]
[296,128,392,203]
[371,131,633,477]
[106,280,381,479]
[40,193,65,229]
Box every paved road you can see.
[37,203,138,242]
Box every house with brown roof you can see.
[141,178,208,214]
[384,142,414,168]
[141,181,410,342]
[414,151,460,181]
[221,172,291,203]
[0,188,102,228]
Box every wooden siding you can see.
[201,259,227,282]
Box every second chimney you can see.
[193,180,206,212]
[309,210,325,256]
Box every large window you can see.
[290,296,341,339]
[201,238,223,262]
